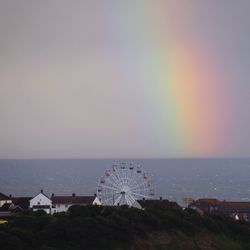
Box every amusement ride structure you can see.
[97,163,155,206]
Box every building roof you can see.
[12,197,32,210]
[221,201,250,206]
[192,199,250,207]
[51,195,96,205]
[194,199,220,205]
[220,201,250,211]
[190,199,250,213]
[0,192,10,201]
[137,199,181,209]
[31,190,51,201]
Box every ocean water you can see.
[0,159,249,205]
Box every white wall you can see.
[52,197,101,214]
[0,199,11,207]
[33,207,51,214]
[131,201,142,209]
[93,197,101,206]
[30,193,52,214]
[53,204,70,213]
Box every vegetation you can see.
[1,205,250,250]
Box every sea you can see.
[0,158,250,206]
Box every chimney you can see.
[143,197,145,201]
[94,193,97,197]
[9,194,12,198]
[41,189,43,194]
[160,197,163,201]
[51,193,55,197]
[72,193,76,197]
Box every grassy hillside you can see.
[0,205,250,250]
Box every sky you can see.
[0,0,249,159]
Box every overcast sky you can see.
[0,0,249,159]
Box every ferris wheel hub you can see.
[120,185,131,194]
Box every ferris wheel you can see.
[97,163,155,206]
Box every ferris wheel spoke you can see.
[110,170,119,184]
[125,169,130,186]
[130,171,144,184]
[102,185,119,192]
[114,166,123,186]
[107,175,122,189]
[102,195,118,205]
[130,171,140,187]
[126,193,136,204]
[122,169,127,185]
[111,166,123,184]
[131,178,143,190]
[102,191,120,197]
[132,183,148,191]
[99,184,119,192]
[113,171,125,188]
[130,172,144,189]
[130,180,148,190]
[123,167,129,185]
[128,167,134,184]
[114,194,122,205]
[131,176,152,190]
[104,191,120,200]
[120,169,127,186]
[121,168,127,186]
[130,192,152,199]
[124,195,133,206]
[105,177,122,190]
[101,198,112,205]
[109,171,121,185]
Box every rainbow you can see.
[104,1,231,157]
[158,44,227,157]
[105,1,229,157]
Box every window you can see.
[37,202,40,205]
[243,213,248,221]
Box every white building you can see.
[51,194,101,214]
[0,192,12,207]
[30,190,52,214]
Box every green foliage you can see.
[0,205,250,250]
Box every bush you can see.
[1,205,250,250]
